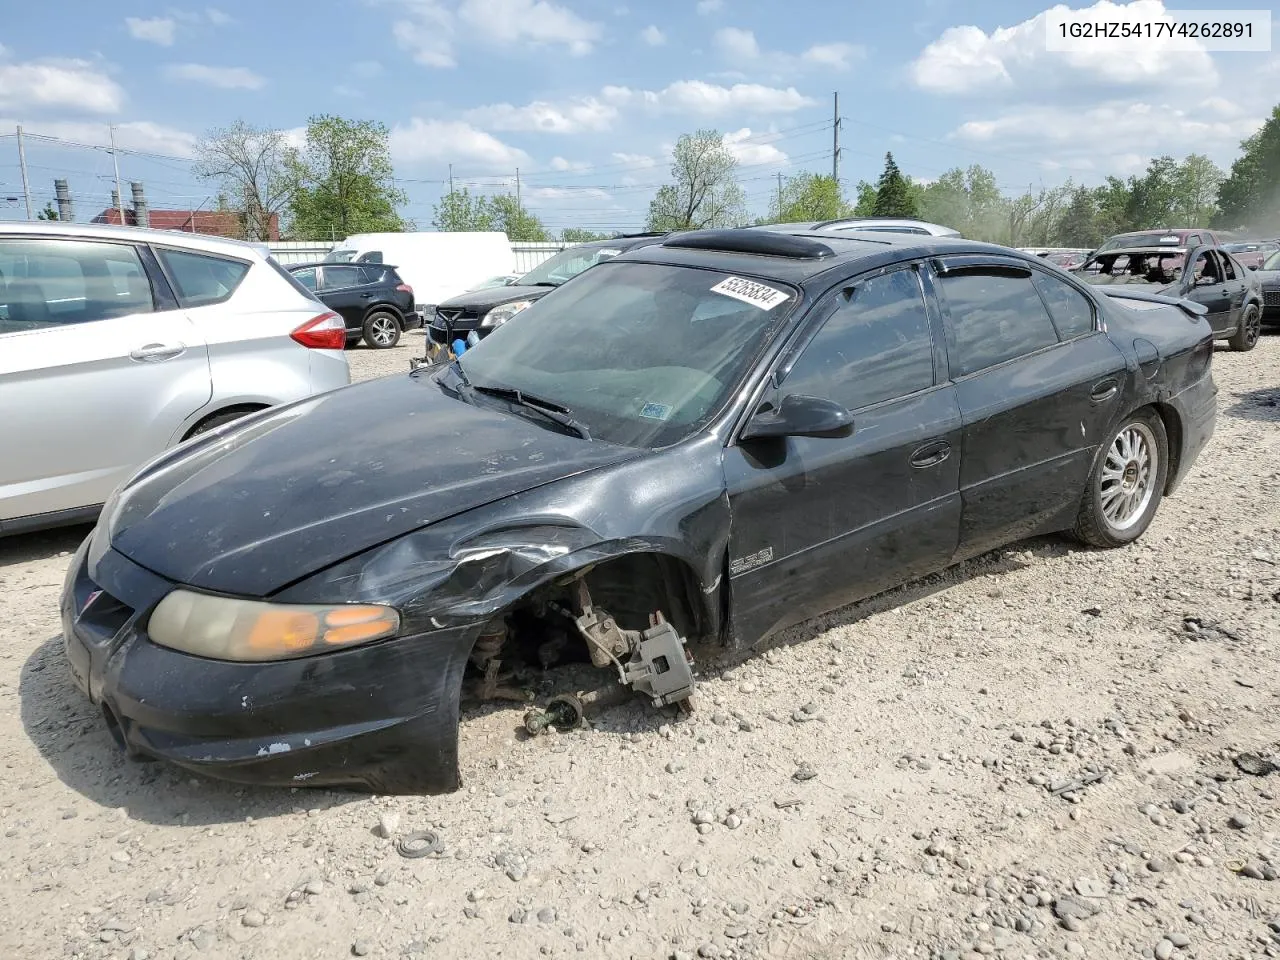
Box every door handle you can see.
[359,293,374,299]
[1090,378,1118,402]
[130,343,184,362]
[909,440,951,469]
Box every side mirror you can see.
[741,394,853,441]
[1248,264,1258,271]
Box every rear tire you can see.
[363,311,401,349]
[1073,408,1168,548]
[1229,303,1261,352]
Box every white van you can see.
[325,232,514,319]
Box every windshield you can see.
[1224,243,1257,253]
[324,249,358,263]
[454,261,797,448]
[1095,231,1184,253]
[1080,251,1185,285]
[517,244,625,287]
[1264,251,1280,271]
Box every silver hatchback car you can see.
[0,222,351,536]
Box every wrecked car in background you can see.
[1256,249,1280,327]
[1077,243,1263,351]
[1222,240,1280,271]
[61,228,1217,794]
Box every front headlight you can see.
[480,300,533,328]
[148,590,400,662]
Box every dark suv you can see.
[288,262,417,348]
[429,234,665,349]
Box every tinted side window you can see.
[291,266,318,290]
[358,251,383,264]
[321,265,363,289]
[782,268,935,410]
[1032,272,1094,340]
[938,270,1059,377]
[0,238,154,333]
[157,248,249,307]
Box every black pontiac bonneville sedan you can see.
[61,229,1217,794]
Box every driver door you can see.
[723,264,962,644]
[1183,248,1232,334]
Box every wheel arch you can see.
[179,402,271,442]
[361,302,406,326]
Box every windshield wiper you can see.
[470,383,591,440]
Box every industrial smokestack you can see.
[54,179,74,221]
[130,181,148,228]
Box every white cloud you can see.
[724,127,788,165]
[458,0,603,56]
[802,42,863,70]
[0,57,125,114]
[604,80,813,115]
[281,126,308,151]
[165,63,266,90]
[205,7,232,25]
[696,0,723,13]
[713,26,758,59]
[611,151,656,167]
[392,2,456,68]
[640,24,665,46]
[526,186,610,201]
[125,16,176,45]
[390,118,530,168]
[465,95,617,133]
[950,99,1262,171]
[910,0,1217,94]
[550,156,592,171]
[0,117,197,157]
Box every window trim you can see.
[319,264,366,290]
[150,243,252,309]
[0,234,161,329]
[770,262,940,414]
[1028,265,1099,343]
[932,259,1068,381]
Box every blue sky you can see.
[1,0,1276,233]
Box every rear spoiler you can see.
[1097,287,1208,319]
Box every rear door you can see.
[317,265,370,332]
[1218,252,1248,329]
[725,263,962,642]
[931,256,1127,559]
[0,237,211,522]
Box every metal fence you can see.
[266,240,578,272]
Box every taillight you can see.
[395,283,413,295]
[290,312,346,350]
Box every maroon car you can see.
[1222,240,1280,271]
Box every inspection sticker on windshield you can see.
[710,276,790,310]
[639,401,673,421]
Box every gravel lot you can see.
[3,334,1279,960]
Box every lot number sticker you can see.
[710,276,790,310]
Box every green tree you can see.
[431,188,493,232]
[1123,155,1181,229]
[870,153,918,218]
[193,120,296,241]
[286,115,406,239]
[1214,104,1280,229]
[1056,186,1100,247]
[645,130,746,231]
[767,172,848,222]
[561,227,607,242]
[1092,176,1132,238]
[488,194,548,241]
[850,180,877,216]
[916,165,1005,240]
[1173,154,1223,226]
[35,201,58,221]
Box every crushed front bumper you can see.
[60,534,480,793]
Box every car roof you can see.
[287,260,398,270]
[752,218,959,237]
[613,227,1025,285]
[1091,246,1188,257]
[0,219,267,258]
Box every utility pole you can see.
[16,125,32,220]
[515,167,521,207]
[776,171,783,217]
[448,163,454,198]
[110,125,126,226]
[832,92,841,186]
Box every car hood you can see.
[106,375,641,597]
[1256,269,1280,287]
[435,284,554,312]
